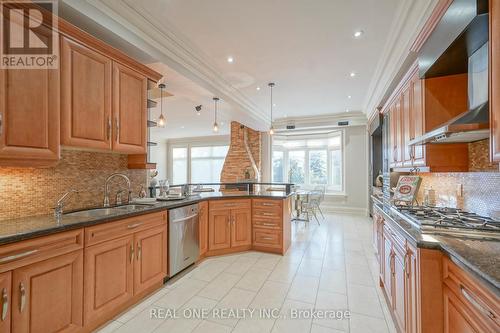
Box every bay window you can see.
[271,131,344,193]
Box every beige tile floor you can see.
[97,213,397,333]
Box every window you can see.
[169,143,229,184]
[271,132,344,192]
[191,146,229,183]
[172,147,188,184]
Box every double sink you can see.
[64,204,151,218]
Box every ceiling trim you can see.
[62,0,269,130]
[274,112,367,130]
[363,0,438,122]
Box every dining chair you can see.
[301,190,322,225]
[313,185,326,219]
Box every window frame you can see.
[168,140,229,185]
[271,131,345,193]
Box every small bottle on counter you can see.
[423,187,436,206]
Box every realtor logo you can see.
[0,0,58,69]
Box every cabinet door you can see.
[382,235,393,307]
[134,225,167,295]
[0,272,11,333]
[491,0,500,162]
[406,245,419,333]
[393,247,407,333]
[402,86,413,166]
[411,74,425,165]
[395,97,404,166]
[231,208,252,247]
[444,286,484,333]
[112,62,147,154]
[61,36,112,150]
[12,251,83,333]
[390,104,398,167]
[208,209,231,251]
[0,67,59,165]
[199,201,209,256]
[84,235,134,325]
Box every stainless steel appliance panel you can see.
[169,204,199,277]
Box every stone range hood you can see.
[220,121,262,183]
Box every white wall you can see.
[321,125,369,215]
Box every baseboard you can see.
[321,205,369,216]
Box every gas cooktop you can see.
[394,205,500,233]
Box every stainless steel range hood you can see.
[408,102,489,145]
[410,0,490,146]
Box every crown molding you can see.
[62,0,268,130]
[273,112,367,130]
[363,0,439,123]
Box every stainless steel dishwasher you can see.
[169,204,199,277]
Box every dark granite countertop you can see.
[0,191,292,246]
[373,199,500,296]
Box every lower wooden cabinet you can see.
[444,286,484,333]
[208,200,252,252]
[12,250,83,333]
[84,235,134,325]
[0,272,11,333]
[133,225,167,294]
[199,201,209,256]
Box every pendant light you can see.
[157,83,166,127]
[268,82,275,135]
[213,97,220,132]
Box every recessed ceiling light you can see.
[348,95,352,99]
[181,126,185,129]
[349,72,356,77]
[256,87,261,91]
[273,103,277,107]
[354,30,364,38]
[345,108,349,112]
[221,122,224,126]
[227,56,234,63]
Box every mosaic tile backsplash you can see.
[417,172,500,219]
[0,149,147,221]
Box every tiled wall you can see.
[417,172,500,218]
[0,149,147,221]
[468,139,499,171]
[220,121,262,183]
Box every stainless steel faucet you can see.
[103,173,131,207]
[54,189,79,219]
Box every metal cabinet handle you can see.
[130,244,134,263]
[262,237,274,240]
[137,242,141,261]
[460,285,497,323]
[19,283,25,313]
[0,249,38,264]
[224,203,237,207]
[107,116,111,140]
[115,117,119,142]
[262,223,276,226]
[127,223,143,229]
[262,203,274,206]
[262,212,274,216]
[1,288,8,321]
[0,113,3,136]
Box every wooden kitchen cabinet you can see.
[444,286,488,333]
[199,201,209,257]
[0,272,11,333]
[84,235,134,325]
[231,208,252,247]
[61,36,112,150]
[385,61,469,171]
[208,208,232,251]
[405,244,419,333]
[112,62,147,154]
[491,0,500,162]
[0,67,60,167]
[12,250,83,333]
[381,229,393,308]
[393,244,407,332]
[208,200,252,254]
[133,225,167,295]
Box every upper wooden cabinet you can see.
[386,61,469,171]
[61,36,112,150]
[112,63,147,154]
[0,68,60,167]
[491,0,500,162]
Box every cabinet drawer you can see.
[443,257,500,331]
[253,228,282,249]
[0,229,83,273]
[253,208,282,220]
[252,199,282,210]
[210,199,251,211]
[253,218,281,229]
[85,211,167,247]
